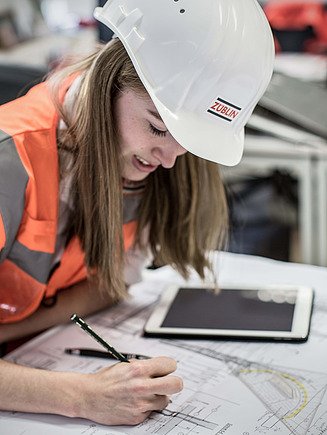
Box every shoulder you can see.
[0,82,58,138]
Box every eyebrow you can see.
[147,109,164,123]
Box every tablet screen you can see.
[161,287,297,331]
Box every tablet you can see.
[144,284,314,342]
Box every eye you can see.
[149,123,167,137]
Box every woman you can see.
[0,0,274,426]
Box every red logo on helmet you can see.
[207,97,241,122]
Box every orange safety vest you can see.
[0,79,137,324]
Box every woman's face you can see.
[115,89,187,182]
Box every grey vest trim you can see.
[123,193,142,223]
[8,240,53,283]
[0,130,28,263]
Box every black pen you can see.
[70,314,129,363]
[65,347,150,360]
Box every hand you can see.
[79,356,183,426]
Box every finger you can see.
[129,410,152,426]
[150,395,170,412]
[127,395,169,417]
[151,375,183,395]
[132,375,183,397]
[135,395,170,414]
[129,357,178,378]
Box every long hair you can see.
[50,39,228,301]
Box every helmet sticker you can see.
[207,97,242,122]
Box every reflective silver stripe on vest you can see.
[0,129,53,283]
[0,130,28,263]
[8,240,53,283]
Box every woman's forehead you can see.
[119,89,163,121]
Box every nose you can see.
[153,138,187,169]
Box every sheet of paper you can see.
[1,252,327,435]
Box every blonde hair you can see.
[50,39,228,301]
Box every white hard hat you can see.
[94,0,275,166]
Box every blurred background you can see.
[0,0,326,267]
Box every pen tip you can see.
[65,349,72,354]
[70,314,77,321]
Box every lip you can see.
[132,155,158,173]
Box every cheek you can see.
[119,123,151,156]
[119,130,144,156]
[117,116,137,153]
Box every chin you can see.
[123,172,149,183]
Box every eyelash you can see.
[149,123,167,137]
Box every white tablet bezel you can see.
[144,284,314,341]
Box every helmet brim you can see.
[151,94,245,166]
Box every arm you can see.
[0,279,114,344]
[0,356,183,425]
[0,280,183,426]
